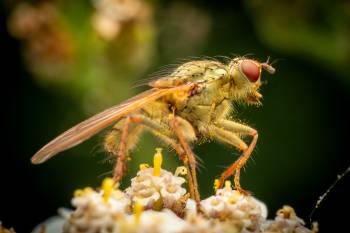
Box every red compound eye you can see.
[241,60,260,82]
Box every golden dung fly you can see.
[32,57,275,204]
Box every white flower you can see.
[201,196,226,217]
[200,186,267,232]
[261,206,314,233]
[63,187,131,233]
[161,184,187,208]
[124,209,187,233]
[126,167,187,210]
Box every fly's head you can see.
[228,57,275,105]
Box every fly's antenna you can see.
[309,166,350,224]
[262,57,285,74]
[261,63,275,74]
[261,56,276,74]
[269,57,283,66]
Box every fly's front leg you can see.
[209,120,258,195]
[172,116,200,205]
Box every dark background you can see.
[1,0,350,232]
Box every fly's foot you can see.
[234,169,251,196]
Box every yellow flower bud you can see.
[213,179,220,192]
[225,180,232,190]
[139,163,150,170]
[153,148,163,176]
[102,177,114,203]
[134,201,143,224]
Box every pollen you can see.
[74,189,83,197]
[228,192,240,204]
[102,177,114,203]
[175,166,187,176]
[133,201,143,224]
[213,179,220,192]
[225,180,232,190]
[153,148,163,176]
[139,163,150,170]
[74,187,93,197]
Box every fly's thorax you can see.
[190,80,230,107]
[141,100,170,120]
[150,60,228,88]
[176,79,232,127]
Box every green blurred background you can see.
[1,0,350,232]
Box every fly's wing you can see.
[31,84,194,164]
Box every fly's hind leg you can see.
[209,120,258,195]
[105,114,197,201]
[130,114,198,202]
[148,129,195,200]
[104,116,143,182]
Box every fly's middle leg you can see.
[209,120,258,195]
[172,116,200,206]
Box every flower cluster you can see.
[200,181,267,231]
[7,2,73,80]
[32,148,317,233]
[63,183,130,233]
[62,148,191,233]
[91,0,151,40]
[126,149,187,212]
[261,205,318,233]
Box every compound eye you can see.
[241,60,260,82]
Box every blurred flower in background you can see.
[8,2,74,82]
[6,0,215,115]
[7,0,156,114]
[157,1,211,60]
[92,0,143,40]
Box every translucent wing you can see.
[31,84,194,164]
